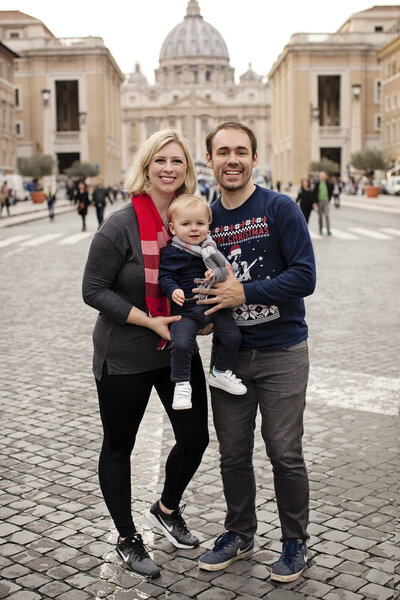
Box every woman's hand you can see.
[193,267,245,316]
[148,315,181,341]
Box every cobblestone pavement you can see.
[0,200,399,599]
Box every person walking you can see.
[0,181,10,216]
[313,171,333,235]
[45,188,56,221]
[296,178,317,224]
[92,178,113,227]
[75,181,90,231]
[82,130,209,579]
[195,122,316,583]
[332,177,341,208]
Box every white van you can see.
[0,174,30,202]
[385,176,400,196]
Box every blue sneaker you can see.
[198,531,254,571]
[270,538,308,582]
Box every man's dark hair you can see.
[206,121,257,158]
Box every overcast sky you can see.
[9,0,394,81]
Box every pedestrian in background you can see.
[313,171,333,235]
[196,122,316,584]
[82,130,209,579]
[0,181,10,216]
[296,178,317,224]
[332,177,341,208]
[46,188,56,221]
[75,181,90,231]
[92,178,113,227]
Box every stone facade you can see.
[268,6,400,187]
[0,11,124,186]
[0,40,18,174]
[378,33,400,165]
[121,0,270,175]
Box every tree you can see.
[350,148,388,184]
[17,155,56,178]
[309,157,340,176]
[64,161,99,179]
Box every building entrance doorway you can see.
[57,152,80,173]
[321,147,341,175]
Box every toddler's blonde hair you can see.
[168,194,212,225]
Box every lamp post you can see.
[79,111,88,162]
[350,84,362,155]
[310,104,320,163]
[40,88,55,193]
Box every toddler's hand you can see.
[172,288,185,306]
[204,269,214,283]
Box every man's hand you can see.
[193,267,246,316]
[172,288,185,306]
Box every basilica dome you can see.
[159,0,229,61]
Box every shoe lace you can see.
[213,531,237,551]
[128,533,150,560]
[170,504,190,535]
[278,539,301,566]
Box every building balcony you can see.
[319,126,348,139]
[54,131,80,145]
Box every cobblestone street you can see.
[0,197,399,599]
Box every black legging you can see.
[96,354,209,538]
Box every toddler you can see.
[159,194,246,410]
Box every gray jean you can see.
[210,340,310,541]
[318,201,330,232]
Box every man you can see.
[196,122,316,583]
[313,171,333,235]
[92,178,113,227]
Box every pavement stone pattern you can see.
[0,201,399,599]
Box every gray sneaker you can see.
[147,501,199,548]
[116,533,160,578]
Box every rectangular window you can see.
[10,31,20,39]
[375,80,381,103]
[392,121,397,145]
[55,80,79,131]
[375,114,381,130]
[318,75,340,126]
[16,121,23,137]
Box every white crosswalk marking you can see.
[309,231,322,240]
[0,234,32,248]
[20,233,63,247]
[330,228,358,240]
[380,227,400,237]
[59,232,93,245]
[349,227,392,240]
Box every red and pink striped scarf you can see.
[131,194,171,319]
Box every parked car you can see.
[385,176,400,196]
[0,174,30,202]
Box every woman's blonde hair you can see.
[167,194,212,225]
[124,129,197,196]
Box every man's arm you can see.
[196,200,316,315]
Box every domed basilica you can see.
[121,0,270,174]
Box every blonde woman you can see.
[82,130,209,578]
